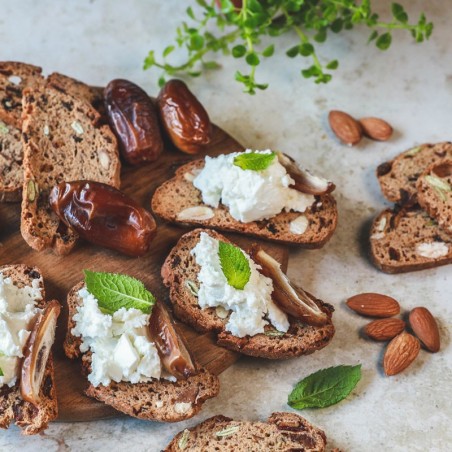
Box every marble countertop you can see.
[1,1,451,450]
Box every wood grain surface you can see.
[0,125,288,422]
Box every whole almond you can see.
[384,331,420,376]
[409,307,440,352]
[364,318,406,341]
[359,117,393,141]
[328,110,362,146]
[346,293,400,317]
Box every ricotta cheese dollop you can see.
[72,288,161,387]
[192,150,315,223]
[0,272,43,387]
[191,232,289,338]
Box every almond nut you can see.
[409,307,440,353]
[177,206,214,221]
[384,331,420,376]
[328,110,362,146]
[364,318,406,341]
[359,117,393,141]
[346,293,400,317]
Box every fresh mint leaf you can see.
[218,241,251,290]
[84,270,155,315]
[288,364,362,410]
[233,151,276,171]
[0,367,3,377]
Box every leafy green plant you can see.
[144,1,433,94]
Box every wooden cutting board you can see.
[0,125,289,422]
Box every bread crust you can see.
[370,206,452,273]
[0,264,58,435]
[162,229,335,359]
[151,159,338,248]
[64,282,220,422]
[165,411,327,451]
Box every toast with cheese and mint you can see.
[0,264,58,435]
[416,159,452,235]
[162,229,335,359]
[151,154,338,248]
[370,206,452,273]
[165,411,327,452]
[377,142,452,205]
[64,281,220,422]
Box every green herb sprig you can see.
[144,1,433,94]
[218,241,251,290]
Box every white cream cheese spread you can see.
[192,150,315,223]
[72,288,161,387]
[0,272,42,387]
[191,232,289,338]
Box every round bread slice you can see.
[161,229,335,359]
[64,282,220,422]
[370,206,452,273]
[151,159,338,248]
[416,159,452,235]
[165,411,327,452]
[377,142,452,205]
[0,264,58,435]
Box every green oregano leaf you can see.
[218,241,251,290]
[233,151,276,171]
[288,364,362,410]
[84,270,156,315]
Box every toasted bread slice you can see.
[64,282,220,422]
[20,84,121,255]
[370,206,452,273]
[0,122,24,202]
[0,61,43,128]
[165,412,327,452]
[377,142,452,205]
[416,160,452,235]
[0,264,58,435]
[162,229,335,359]
[151,160,337,248]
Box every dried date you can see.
[105,79,163,165]
[49,181,157,256]
[157,79,212,154]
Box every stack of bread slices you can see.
[0,62,120,254]
[371,142,452,273]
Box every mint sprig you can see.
[218,241,251,290]
[288,364,362,410]
[144,1,433,94]
[84,270,155,315]
[233,151,276,171]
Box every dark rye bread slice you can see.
[377,142,452,205]
[20,84,121,255]
[165,412,327,452]
[0,264,58,435]
[151,160,337,248]
[162,229,335,359]
[47,72,106,118]
[0,62,43,128]
[370,206,452,273]
[416,160,452,235]
[64,282,220,422]
[0,122,24,201]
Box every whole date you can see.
[49,181,157,256]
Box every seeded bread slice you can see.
[370,206,452,273]
[162,229,335,359]
[64,282,220,422]
[377,142,452,205]
[0,62,43,128]
[416,160,452,235]
[151,160,337,248]
[0,264,58,435]
[20,84,121,255]
[0,122,24,202]
[165,412,327,452]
